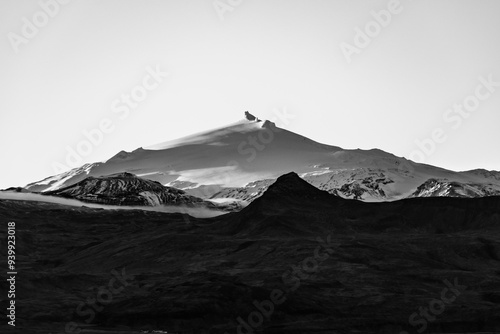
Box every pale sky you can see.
[1,0,500,189]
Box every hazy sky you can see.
[1,0,500,189]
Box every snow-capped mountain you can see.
[43,172,216,207]
[25,163,104,193]
[25,112,500,202]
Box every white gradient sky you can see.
[1,0,500,189]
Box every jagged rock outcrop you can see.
[43,172,214,207]
[409,178,500,198]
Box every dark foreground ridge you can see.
[1,172,500,334]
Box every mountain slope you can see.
[461,168,500,181]
[409,178,500,198]
[215,172,500,236]
[43,172,215,207]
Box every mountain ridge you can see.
[23,112,500,202]
[43,172,217,208]
[2,171,500,332]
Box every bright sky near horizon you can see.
[1,0,500,189]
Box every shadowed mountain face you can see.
[43,172,212,207]
[216,173,500,237]
[2,172,500,334]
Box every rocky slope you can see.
[43,172,215,208]
[209,179,274,202]
[461,168,500,181]
[409,178,500,198]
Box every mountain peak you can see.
[106,172,137,179]
[261,119,277,129]
[243,111,278,130]
[261,172,331,200]
[244,111,261,122]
